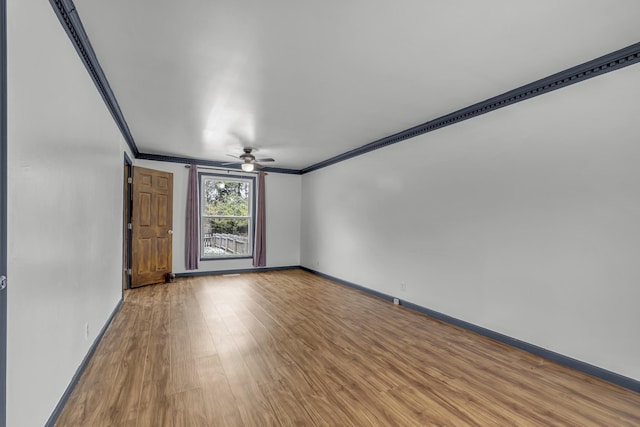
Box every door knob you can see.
[168,230,173,234]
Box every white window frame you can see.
[199,173,255,260]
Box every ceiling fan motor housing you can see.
[239,153,255,162]
[240,148,256,162]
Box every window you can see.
[200,173,255,259]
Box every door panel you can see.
[156,237,170,270]
[131,166,173,287]
[139,193,151,225]
[157,195,168,226]
[137,239,152,273]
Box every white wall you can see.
[135,160,301,273]
[301,64,640,381]
[7,1,125,426]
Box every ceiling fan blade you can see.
[255,157,275,162]
[221,161,239,166]
[225,154,239,159]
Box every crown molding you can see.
[137,152,302,175]
[49,0,139,156]
[48,0,640,176]
[301,42,640,174]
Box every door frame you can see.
[1,0,8,424]
[123,154,132,291]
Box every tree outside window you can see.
[200,174,254,258]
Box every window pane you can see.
[200,174,254,259]
[202,218,250,256]
[203,179,249,216]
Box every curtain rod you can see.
[184,165,267,175]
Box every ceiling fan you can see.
[223,147,275,172]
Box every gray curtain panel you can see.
[185,165,199,270]
[253,171,266,267]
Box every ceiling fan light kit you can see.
[224,147,275,172]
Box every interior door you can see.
[131,166,173,287]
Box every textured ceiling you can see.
[74,0,640,170]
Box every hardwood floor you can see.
[56,269,640,426]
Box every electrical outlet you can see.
[84,322,90,340]
[400,282,407,292]
[393,298,400,305]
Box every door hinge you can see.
[126,269,132,275]
[127,223,132,230]
[127,177,133,184]
[0,275,6,291]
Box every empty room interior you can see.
[3,1,640,426]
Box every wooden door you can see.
[131,166,173,287]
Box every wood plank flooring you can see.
[56,269,640,426]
